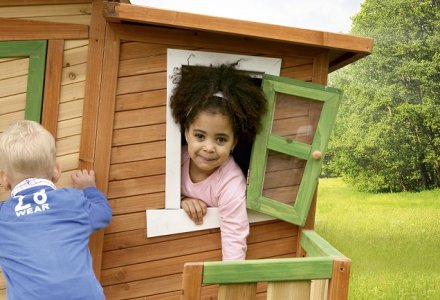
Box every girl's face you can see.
[185,111,236,181]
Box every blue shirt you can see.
[0,182,112,300]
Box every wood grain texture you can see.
[42,39,64,136]
[104,2,373,55]
[0,18,88,40]
[79,0,108,279]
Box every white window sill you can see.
[146,208,274,237]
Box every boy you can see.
[0,120,112,300]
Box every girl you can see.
[170,62,267,260]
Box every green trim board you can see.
[300,230,345,258]
[201,230,346,284]
[0,40,47,123]
[247,74,342,226]
[203,257,333,284]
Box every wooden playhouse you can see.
[0,1,373,299]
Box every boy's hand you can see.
[181,197,207,225]
[71,170,97,189]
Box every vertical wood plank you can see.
[218,284,257,300]
[297,189,318,258]
[181,263,203,300]
[42,39,64,136]
[79,0,107,279]
[310,279,329,300]
[328,257,351,300]
[267,281,310,300]
[90,21,120,281]
[312,50,329,85]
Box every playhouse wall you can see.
[0,2,92,298]
[0,2,329,299]
[98,23,326,299]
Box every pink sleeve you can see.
[217,164,249,261]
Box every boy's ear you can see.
[52,163,62,184]
[0,170,12,191]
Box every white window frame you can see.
[146,49,281,237]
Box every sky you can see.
[130,0,365,34]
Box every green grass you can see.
[315,178,440,300]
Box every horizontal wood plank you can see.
[103,227,209,252]
[101,251,219,286]
[114,106,166,129]
[61,62,86,85]
[118,54,166,77]
[272,116,316,139]
[116,71,167,95]
[263,186,300,205]
[0,18,88,40]
[263,168,304,189]
[0,57,29,80]
[60,81,85,102]
[24,15,90,25]
[115,89,166,111]
[266,152,306,172]
[107,174,165,199]
[58,99,84,120]
[109,158,165,181]
[0,111,25,132]
[103,273,182,300]
[120,41,168,60]
[57,152,80,172]
[0,93,26,115]
[112,123,166,146]
[105,212,146,234]
[55,134,80,156]
[0,3,91,18]
[57,117,82,138]
[0,75,28,98]
[108,192,165,216]
[102,232,222,269]
[63,43,88,67]
[64,39,88,50]
[111,141,165,164]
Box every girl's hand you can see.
[181,197,208,225]
[71,169,97,190]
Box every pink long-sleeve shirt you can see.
[181,146,249,260]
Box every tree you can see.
[325,0,440,192]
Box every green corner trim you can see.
[300,230,346,257]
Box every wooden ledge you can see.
[103,1,373,55]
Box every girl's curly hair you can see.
[170,62,267,141]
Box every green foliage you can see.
[316,178,440,299]
[325,0,440,192]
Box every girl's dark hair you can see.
[169,62,267,142]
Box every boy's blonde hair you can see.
[0,120,56,183]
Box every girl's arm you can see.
[217,166,249,260]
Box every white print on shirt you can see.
[15,189,50,217]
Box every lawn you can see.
[315,178,440,300]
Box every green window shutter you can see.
[0,40,47,123]
[247,74,342,226]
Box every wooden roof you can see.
[103,1,373,72]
